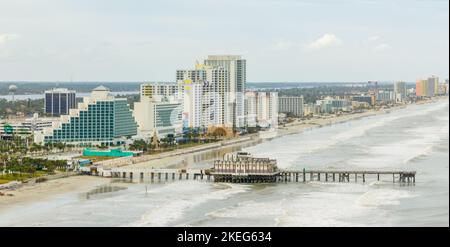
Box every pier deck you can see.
[106,168,416,184]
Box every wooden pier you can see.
[107,167,416,184]
[278,169,416,184]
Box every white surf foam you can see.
[124,182,249,227]
[355,189,418,207]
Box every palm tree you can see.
[0,153,8,175]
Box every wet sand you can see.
[0,176,107,214]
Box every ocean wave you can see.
[355,189,418,207]
[247,101,448,169]
[123,182,249,227]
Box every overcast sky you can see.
[0,0,448,82]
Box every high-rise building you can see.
[133,95,182,138]
[35,86,137,146]
[428,76,439,96]
[416,79,426,97]
[177,64,227,129]
[278,96,304,117]
[245,91,278,128]
[204,55,246,128]
[44,88,76,116]
[244,91,258,127]
[181,79,223,129]
[394,81,407,102]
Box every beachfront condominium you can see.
[245,91,258,127]
[278,96,304,117]
[416,76,438,97]
[428,76,439,96]
[394,81,407,102]
[204,55,247,128]
[416,79,426,97]
[133,95,182,139]
[245,91,278,128]
[44,88,76,116]
[34,86,137,146]
[177,65,224,129]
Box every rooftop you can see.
[92,85,110,91]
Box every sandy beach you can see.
[0,175,107,214]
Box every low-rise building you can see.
[352,95,374,106]
[0,113,59,138]
[316,97,352,114]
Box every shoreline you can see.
[0,96,447,213]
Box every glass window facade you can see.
[44,91,76,116]
[44,99,137,145]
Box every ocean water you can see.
[0,99,448,226]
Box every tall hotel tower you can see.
[204,55,246,129]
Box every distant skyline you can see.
[0,0,448,82]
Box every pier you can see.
[105,152,416,184]
[278,169,416,184]
[107,167,416,184]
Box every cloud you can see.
[0,34,18,45]
[307,33,341,50]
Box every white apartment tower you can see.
[244,91,258,127]
[245,91,278,128]
[176,64,227,129]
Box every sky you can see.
[0,0,448,82]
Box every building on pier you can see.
[212,152,279,183]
